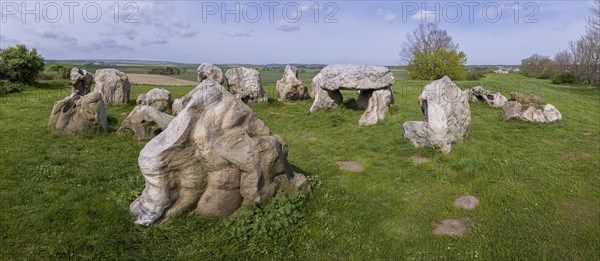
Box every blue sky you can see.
[0,1,593,65]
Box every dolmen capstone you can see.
[309,64,395,126]
[197,63,224,84]
[224,67,267,104]
[276,65,309,101]
[119,105,174,141]
[130,80,311,226]
[70,68,93,95]
[464,86,507,108]
[136,88,173,112]
[94,69,131,105]
[48,92,108,134]
[403,76,471,154]
[502,101,562,123]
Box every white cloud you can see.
[411,10,437,22]
[384,14,397,23]
[275,22,301,32]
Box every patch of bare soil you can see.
[336,161,364,172]
[128,74,198,86]
[453,195,480,210]
[433,217,470,236]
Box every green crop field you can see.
[0,74,598,259]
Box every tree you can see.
[0,44,45,84]
[520,54,553,79]
[399,23,459,65]
[588,0,600,34]
[401,23,466,80]
[553,50,573,73]
[406,48,467,81]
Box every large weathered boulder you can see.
[224,67,267,104]
[502,101,562,123]
[276,65,309,101]
[309,64,395,126]
[70,68,93,95]
[403,76,471,154]
[119,105,174,141]
[172,83,208,115]
[510,92,541,105]
[318,64,395,91]
[94,69,131,105]
[197,63,224,84]
[48,92,108,134]
[464,86,507,108]
[130,80,311,226]
[136,88,173,112]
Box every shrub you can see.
[465,71,485,81]
[0,44,45,84]
[551,72,577,84]
[0,79,23,94]
[40,63,70,80]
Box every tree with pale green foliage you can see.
[406,48,467,81]
[401,23,467,80]
[0,44,45,84]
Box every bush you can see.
[0,44,45,84]
[40,63,70,80]
[551,72,576,84]
[147,67,180,75]
[0,79,23,94]
[465,71,485,81]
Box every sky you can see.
[0,0,594,65]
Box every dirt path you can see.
[127,74,198,86]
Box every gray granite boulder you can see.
[70,68,93,95]
[502,101,562,123]
[276,65,309,101]
[119,105,174,141]
[403,76,471,154]
[464,86,507,108]
[130,80,311,226]
[197,63,224,84]
[136,88,173,112]
[48,92,107,134]
[94,69,131,105]
[309,64,395,126]
[224,67,267,104]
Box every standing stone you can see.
[136,88,173,112]
[464,86,507,108]
[309,64,395,126]
[70,68,93,95]
[119,105,174,141]
[48,92,108,134]
[224,67,267,104]
[403,76,471,154]
[276,65,309,101]
[94,69,131,105]
[358,87,394,126]
[197,63,224,84]
[130,80,311,226]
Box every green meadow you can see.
[0,73,598,259]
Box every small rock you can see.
[453,195,480,210]
[336,161,364,172]
[433,217,470,236]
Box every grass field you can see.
[0,74,598,259]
